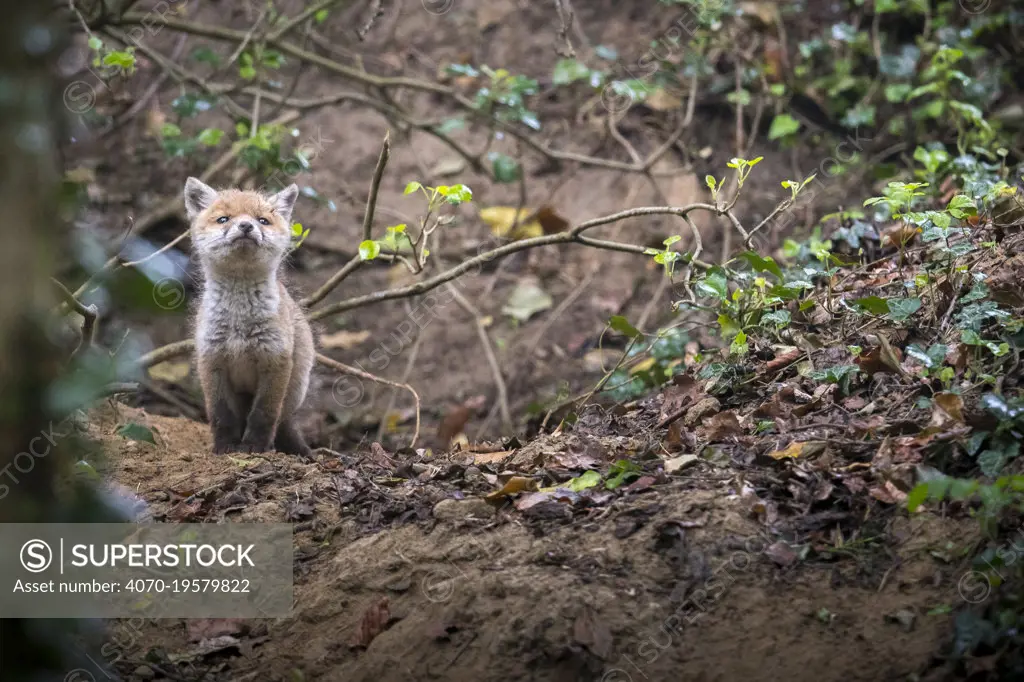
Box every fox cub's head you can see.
[184,177,299,275]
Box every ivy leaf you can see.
[886,297,922,322]
[768,113,801,140]
[978,449,1008,477]
[738,251,784,279]
[609,315,643,340]
[852,296,889,315]
[696,267,729,300]
[117,422,156,445]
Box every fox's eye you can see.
[217,216,230,224]
[258,217,270,225]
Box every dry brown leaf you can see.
[645,87,683,111]
[931,392,965,425]
[664,454,699,473]
[766,346,802,373]
[484,476,538,501]
[350,597,390,649]
[437,405,474,446]
[534,206,570,234]
[768,440,826,460]
[705,410,743,440]
[472,450,515,466]
[869,481,908,505]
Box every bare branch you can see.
[308,204,721,321]
[299,133,390,309]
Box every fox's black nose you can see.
[238,222,254,235]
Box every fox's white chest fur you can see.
[196,277,291,393]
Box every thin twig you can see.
[300,134,390,308]
[309,204,722,321]
[450,286,512,432]
[316,353,421,449]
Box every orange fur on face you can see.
[192,190,291,236]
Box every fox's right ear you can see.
[184,177,217,220]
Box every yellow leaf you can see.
[629,357,658,375]
[320,329,372,350]
[480,206,544,241]
[768,440,826,460]
[148,360,191,383]
[645,87,683,111]
[484,475,538,501]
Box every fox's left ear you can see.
[269,184,299,225]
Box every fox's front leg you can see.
[240,356,292,453]
[199,361,244,454]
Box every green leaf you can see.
[696,267,729,300]
[852,296,889,315]
[102,50,136,72]
[947,194,977,219]
[907,483,929,512]
[552,58,591,86]
[117,422,156,445]
[88,36,104,51]
[768,113,801,140]
[190,46,221,66]
[738,251,784,279]
[567,470,601,492]
[488,153,521,183]
[160,123,182,138]
[604,459,642,490]
[609,315,643,339]
[979,449,1008,477]
[886,297,922,322]
[437,184,473,204]
[729,331,749,356]
[358,240,380,261]
[403,181,423,195]
[197,128,224,146]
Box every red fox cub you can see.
[184,177,315,457]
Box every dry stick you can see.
[316,352,421,449]
[108,13,683,176]
[553,0,576,57]
[268,0,347,41]
[300,133,390,308]
[375,301,423,443]
[51,277,98,358]
[450,286,512,432]
[308,204,720,321]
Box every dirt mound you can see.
[89,402,975,682]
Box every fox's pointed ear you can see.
[184,177,217,220]
[269,184,299,225]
